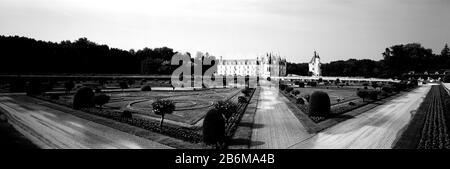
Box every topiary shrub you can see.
[279,84,287,91]
[119,81,129,91]
[152,99,175,130]
[296,97,305,105]
[357,90,368,102]
[241,87,252,97]
[73,87,95,109]
[308,91,331,117]
[141,85,152,91]
[285,87,293,93]
[309,81,317,87]
[238,96,248,104]
[202,109,225,149]
[121,110,133,118]
[292,90,300,96]
[213,100,238,119]
[92,94,110,108]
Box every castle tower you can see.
[308,51,321,76]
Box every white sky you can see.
[1,0,449,63]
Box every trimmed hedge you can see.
[73,87,95,109]
[81,108,202,142]
[238,96,248,103]
[285,87,293,93]
[202,109,225,146]
[308,91,331,117]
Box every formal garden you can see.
[279,79,419,123]
[8,78,257,149]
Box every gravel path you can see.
[250,85,312,149]
[289,84,432,149]
[0,96,172,149]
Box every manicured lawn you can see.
[48,88,241,125]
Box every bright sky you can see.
[0,0,449,63]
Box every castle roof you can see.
[309,51,320,63]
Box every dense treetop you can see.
[0,35,175,74]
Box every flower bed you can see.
[224,88,256,138]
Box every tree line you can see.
[0,35,176,75]
[1,35,449,78]
[288,43,450,79]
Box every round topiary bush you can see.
[238,96,248,104]
[296,97,305,105]
[285,87,293,93]
[141,85,152,91]
[279,84,287,91]
[357,90,368,101]
[73,87,95,109]
[308,91,331,117]
[119,81,129,91]
[202,108,225,148]
[121,110,133,118]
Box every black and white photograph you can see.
[1,0,450,165]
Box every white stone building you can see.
[216,53,287,78]
[308,51,321,76]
